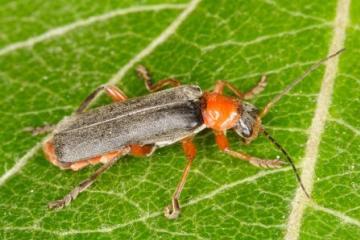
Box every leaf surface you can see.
[0,0,358,239]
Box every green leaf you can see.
[0,0,358,239]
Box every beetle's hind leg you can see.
[26,85,127,135]
[48,147,130,209]
[76,85,127,113]
[136,65,181,92]
[24,124,56,136]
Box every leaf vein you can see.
[0,3,187,56]
[284,0,351,239]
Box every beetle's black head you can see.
[233,102,262,143]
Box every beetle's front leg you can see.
[164,138,196,219]
[136,65,181,92]
[243,75,267,100]
[214,76,267,100]
[214,131,284,168]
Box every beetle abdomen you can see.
[53,85,204,163]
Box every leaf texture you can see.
[0,0,358,239]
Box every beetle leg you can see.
[243,75,267,100]
[130,144,156,157]
[225,148,285,168]
[214,80,245,98]
[24,124,56,136]
[214,131,285,168]
[147,78,181,92]
[214,76,267,100]
[76,85,127,114]
[48,147,130,209]
[136,65,180,92]
[164,138,196,219]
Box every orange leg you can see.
[214,76,267,100]
[48,147,130,209]
[76,84,127,113]
[214,131,284,168]
[130,144,155,157]
[136,65,180,92]
[164,138,196,219]
[214,80,244,98]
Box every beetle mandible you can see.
[32,49,343,219]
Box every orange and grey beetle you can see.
[32,49,343,219]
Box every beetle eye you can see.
[233,101,258,139]
[240,121,251,136]
[233,119,252,138]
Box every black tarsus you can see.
[262,129,310,198]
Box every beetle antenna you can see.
[262,129,310,198]
[260,48,345,118]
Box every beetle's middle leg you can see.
[164,138,196,219]
[214,131,284,168]
[48,147,130,209]
[136,65,181,92]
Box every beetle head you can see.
[232,102,262,144]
